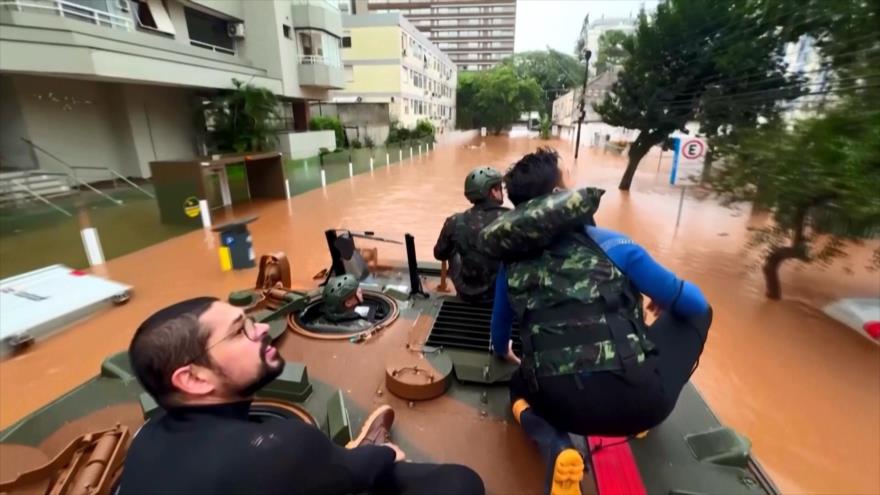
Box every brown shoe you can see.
[346,405,394,449]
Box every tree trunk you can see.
[762,246,805,299]
[701,146,715,183]
[618,132,661,190]
[762,207,809,300]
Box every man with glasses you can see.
[119,297,484,495]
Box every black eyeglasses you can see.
[188,316,261,366]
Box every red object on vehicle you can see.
[587,436,647,495]
[864,321,880,340]
[70,270,87,277]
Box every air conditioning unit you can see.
[227,22,245,38]
[116,0,130,13]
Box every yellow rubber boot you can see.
[511,399,530,424]
[550,448,584,495]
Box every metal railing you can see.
[291,0,339,11]
[299,54,341,67]
[20,138,144,205]
[6,178,73,216]
[0,0,134,31]
[189,39,235,55]
[69,166,154,199]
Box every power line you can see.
[655,81,880,112]
[656,69,880,104]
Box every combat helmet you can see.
[322,274,360,321]
[464,166,502,203]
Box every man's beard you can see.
[217,335,286,398]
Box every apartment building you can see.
[0,0,347,179]
[350,0,515,72]
[325,12,456,141]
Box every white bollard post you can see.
[304,159,308,169]
[320,168,327,188]
[199,199,211,228]
[348,162,353,177]
[370,157,374,171]
[418,144,422,155]
[386,152,390,165]
[399,149,402,162]
[409,146,413,157]
[80,227,105,266]
[284,179,291,199]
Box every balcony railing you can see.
[0,0,134,30]
[190,39,235,55]
[299,54,341,67]
[291,0,339,11]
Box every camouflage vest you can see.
[449,202,509,302]
[480,188,654,381]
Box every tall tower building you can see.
[348,0,516,72]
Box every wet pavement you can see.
[0,135,877,494]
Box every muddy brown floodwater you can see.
[1,136,878,494]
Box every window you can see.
[132,0,175,35]
[283,24,292,39]
[342,36,352,48]
[272,101,296,131]
[344,64,354,82]
[185,7,234,52]
[297,29,342,66]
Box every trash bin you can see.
[212,216,258,270]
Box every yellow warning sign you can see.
[183,197,200,218]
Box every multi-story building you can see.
[583,16,637,76]
[349,0,515,72]
[323,12,456,141]
[0,0,346,179]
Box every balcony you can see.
[297,55,344,89]
[0,0,133,30]
[291,0,342,37]
[0,0,278,92]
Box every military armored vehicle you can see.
[0,229,779,495]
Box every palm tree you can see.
[205,79,280,153]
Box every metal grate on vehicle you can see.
[426,299,522,354]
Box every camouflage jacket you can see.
[434,200,510,304]
[480,188,650,377]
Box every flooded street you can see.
[1,136,877,494]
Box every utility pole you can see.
[574,50,592,159]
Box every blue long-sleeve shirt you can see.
[490,226,709,357]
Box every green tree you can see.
[455,72,479,129]
[414,119,436,142]
[710,102,880,299]
[594,30,629,75]
[706,0,880,299]
[473,66,542,135]
[596,0,800,190]
[203,78,280,153]
[500,50,586,117]
[538,115,552,139]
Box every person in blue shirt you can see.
[487,148,712,495]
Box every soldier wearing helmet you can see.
[322,274,364,322]
[433,166,509,304]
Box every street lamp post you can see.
[574,50,592,159]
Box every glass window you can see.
[283,24,292,39]
[184,7,233,51]
[342,36,351,48]
[297,29,342,66]
[344,64,354,82]
[131,0,176,35]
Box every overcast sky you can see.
[514,0,661,55]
